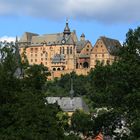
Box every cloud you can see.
[0,36,16,42]
[0,0,140,23]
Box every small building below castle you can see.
[46,97,89,116]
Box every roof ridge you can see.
[100,36,119,42]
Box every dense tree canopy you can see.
[0,26,140,139]
[0,42,81,140]
[45,27,140,139]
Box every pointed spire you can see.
[63,19,71,35]
[70,74,74,98]
[80,33,85,41]
[15,36,18,43]
[81,33,85,38]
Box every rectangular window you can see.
[62,47,65,54]
[70,47,72,54]
[60,47,61,54]
[45,53,48,57]
[67,47,69,54]
[35,48,38,53]
[30,48,33,53]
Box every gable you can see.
[78,41,92,53]
[92,39,108,54]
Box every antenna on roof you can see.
[70,73,74,99]
[66,17,69,23]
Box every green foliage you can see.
[45,26,140,139]
[23,64,50,90]
[1,26,140,139]
[0,43,69,140]
[56,112,69,131]
[71,110,94,136]
[45,80,68,97]
[64,134,81,140]
[93,109,125,137]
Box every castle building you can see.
[90,36,121,68]
[18,21,121,79]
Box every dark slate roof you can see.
[80,33,85,37]
[100,36,121,55]
[19,32,39,42]
[79,54,90,58]
[52,54,65,63]
[46,97,89,113]
[64,22,71,35]
[76,40,89,53]
[19,31,78,46]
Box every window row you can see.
[60,47,73,54]
[30,58,48,62]
[95,54,105,57]
[30,53,48,57]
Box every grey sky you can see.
[0,0,140,23]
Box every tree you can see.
[56,112,69,131]
[23,64,50,91]
[87,27,140,139]
[0,42,67,139]
[71,110,94,137]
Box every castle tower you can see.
[63,19,71,35]
[63,20,71,41]
[80,33,85,41]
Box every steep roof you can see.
[100,36,121,54]
[19,32,39,42]
[19,31,78,46]
[46,97,89,113]
[63,22,71,35]
[76,40,89,53]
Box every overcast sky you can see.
[0,0,140,43]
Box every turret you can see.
[63,20,71,36]
[80,33,85,41]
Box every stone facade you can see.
[90,36,121,68]
[18,22,121,79]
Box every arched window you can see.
[57,68,61,71]
[45,52,48,57]
[53,68,56,71]
[76,63,79,69]
[83,62,89,68]
[60,47,61,54]
[107,60,110,64]
[62,47,65,54]
[67,47,69,54]
[70,47,73,54]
